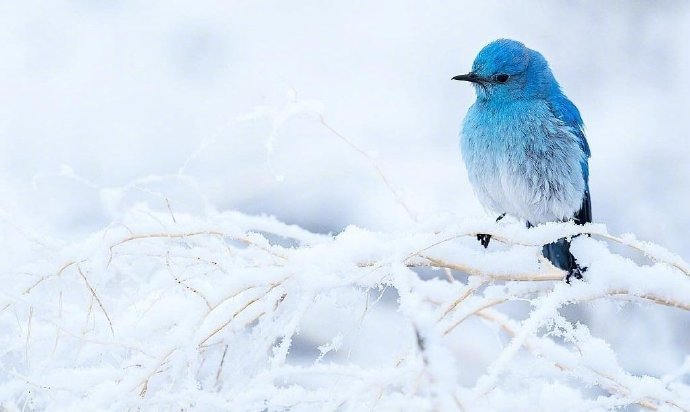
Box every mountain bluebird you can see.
[453,39,591,282]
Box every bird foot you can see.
[477,234,491,248]
[477,214,506,249]
[565,266,587,284]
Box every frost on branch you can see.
[1,207,689,411]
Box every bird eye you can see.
[493,74,510,83]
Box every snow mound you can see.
[1,207,689,411]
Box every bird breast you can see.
[461,100,586,224]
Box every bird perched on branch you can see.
[453,39,591,282]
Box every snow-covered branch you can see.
[1,206,689,410]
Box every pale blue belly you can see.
[461,102,586,224]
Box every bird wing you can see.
[549,95,590,159]
[574,188,592,224]
[549,95,592,224]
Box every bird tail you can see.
[536,188,592,272]
[542,238,576,271]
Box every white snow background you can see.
[1,1,690,410]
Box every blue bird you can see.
[453,39,591,282]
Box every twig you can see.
[410,226,689,280]
[198,283,281,348]
[443,298,507,336]
[438,279,486,321]
[419,255,564,282]
[76,264,115,336]
[107,231,287,266]
[319,115,416,222]
[137,348,176,397]
[581,289,690,312]
[215,344,229,387]
[588,232,690,277]
[474,309,685,411]
[25,306,33,369]
[165,197,177,223]
[22,260,77,296]
[165,252,212,309]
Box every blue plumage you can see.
[454,39,591,280]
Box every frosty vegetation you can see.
[1,101,689,411]
[1,205,690,411]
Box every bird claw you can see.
[477,214,505,249]
[565,266,586,284]
[477,233,491,248]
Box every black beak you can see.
[452,72,483,83]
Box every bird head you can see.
[453,39,560,101]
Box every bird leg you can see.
[477,233,491,248]
[476,213,507,248]
[565,266,585,284]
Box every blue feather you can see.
[455,39,592,277]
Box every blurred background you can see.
[1,0,689,380]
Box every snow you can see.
[1,207,689,410]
